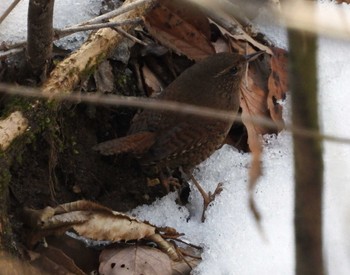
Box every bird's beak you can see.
[244,51,265,62]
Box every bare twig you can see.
[281,0,350,40]
[189,0,350,40]
[0,18,142,57]
[0,48,24,60]
[73,0,153,27]
[0,0,21,24]
[112,26,148,46]
[0,41,26,51]
[1,83,350,146]
[54,18,142,40]
[0,1,148,55]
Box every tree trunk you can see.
[288,27,325,275]
[26,0,55,79]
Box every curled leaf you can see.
[99,246,172,275]
[144,0,215,60]
[24,200,181,261]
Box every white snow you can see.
[132,129,295,275]
[1,0,350,274]
[132,2,350,275]
[0,0,101,49]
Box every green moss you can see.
[114,69,138,96]
[81,52,107,78]
[2,96,33,117]
[0,169,11,195]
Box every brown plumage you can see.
[94,52,261,220]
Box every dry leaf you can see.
[239,58,267,229]
[44,235,99,273]
[228,36,256,56]
[23,200,180,261]
[238,49,287,137]
[142,64,163,95]
[240,57,271,135]
[267,47,288,129]
[29,250,77,275]
[210,20,272,55]
[144,0,215,60]
[0,253,45,275]
[171,246,201,274]
[32,246,85,275]
[94,60,115,93]
[246,129,263,230]
[99,246,172,275]
[212,36,230,53]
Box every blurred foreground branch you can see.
[188,0,350,40]
[289,24,325,275]
[1,83,350,149]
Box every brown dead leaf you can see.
[144,0,215,60]
[45,235,100,273]
[236,49,288,232]
[238,57,268,228]
[246,129,263,231]
[142,64,163,95]
[240,57,271,135]
[0,253,46,275]
[32,246,85,275]
[29,250,78,275]
[99,246,172,275]
[210,20,272,55]
[24,201,156,241]
[212,36,230,53]
[94,60,115,93]
[171,246,201,274]
[229,36,256,56]
[23,200,181,261]
[267,47,288,129]
[235,48,288,140]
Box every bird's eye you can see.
[230,66,239,75]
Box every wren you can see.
[94,52,262,221]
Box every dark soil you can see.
[9,103,168,215]
[5,61,172,247]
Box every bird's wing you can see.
[144,118,229,164]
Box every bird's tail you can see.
[93,131,156,155]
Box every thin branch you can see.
[0,18,142,56]
[54,18,142,40]
[0,0,21,24]
[0,41,26,51]
[0,83,350,146]
[281,0,350,40]
[73,0,153,27]
[112,26,148,46]
[0,48,24,60]
[189,0,350,41]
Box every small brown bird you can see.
[94,52,261,221]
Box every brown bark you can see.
[0,0,154,253]
[288,28,325,275]
[26,0,55,78]
[42,0,155,97]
